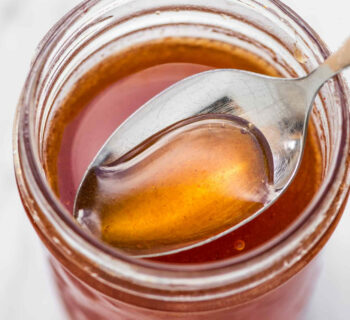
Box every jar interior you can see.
[29,0,342,265]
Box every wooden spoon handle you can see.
[324,37,350,73]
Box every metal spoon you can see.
[74,38,350,257]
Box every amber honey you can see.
[75,115,274,254]
[44,38,322,263]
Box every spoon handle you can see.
[302,37,350,95]
[324,37,350,73]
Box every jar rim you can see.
[14,0,350,285]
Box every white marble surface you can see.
[0,0,349,319]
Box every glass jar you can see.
[13,0,350,319]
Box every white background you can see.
[0,0,349,319]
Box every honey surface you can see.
[44,38,322,263]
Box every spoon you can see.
[74,37,350,257]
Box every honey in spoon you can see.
[75,115,274,256]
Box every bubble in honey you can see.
[234,239,245,251]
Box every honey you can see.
[75,115,273,255]
[44,38,322,263]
